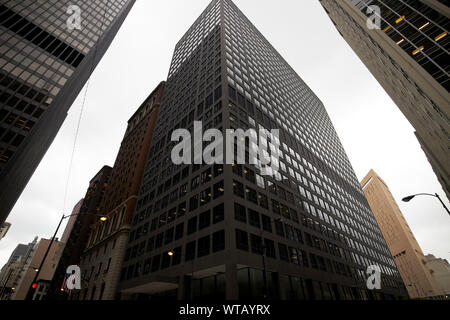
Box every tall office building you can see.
[73,83,164,300]
[361,170,443,299]
[319,0,450,200]
[0,0,136,225]
[118,0,406,300]
[46,166,111,299]
[0,236,37,300]
[11,238,65,300]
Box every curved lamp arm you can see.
[402,193,450,216]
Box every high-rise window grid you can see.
[0,0,130,169]
[120,0,405,295]
[351,0,449,91]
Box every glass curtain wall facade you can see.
[0,0,135,224]
[320,0,449,200]
[351,0,449,89]
[119,0,406,300]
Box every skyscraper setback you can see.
[118,0,406,300]
[0,0,136,225]
[319,0,449,200]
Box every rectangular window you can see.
[232,163,243,176]
[212,230,225,252]
[191,175,201,190]
[264,239,276,258]
[155,233,163,248]
[248,209,260,228]
[278,243,289,262]
[258,193,268,209]
[213,164,223,177]
[234,203,246,223]
[143,258,151,275]
[205,93,213,108]
[235,229,249,251]
[214,85,222,101]
[213,180,224,198]
[175,223,184,240]
[244,167,256,183]
[197,102,204,116]
[233,180,245,197]
[229,85,236,101]
[309,253,318,269]
[197,235,210,257]
[178,202,186,217]
[305,233,313,247]
[250,234,263,255]
[289,247,299,265]
[274,220,285,237]
[146,237,155,252]
[272,199,280,215]
[199,210,211,230]
[158,213,166,228]
[189,194,199,211]
[201,168,212,184]
[261,214,272,233]
[213,203,224,224]
[185,241,196,261]
[295,228,303,244]
[187,217,198,235]
[237,92,245,107]
[164,228,174,245]
[200,187,211,205]
[245,187,258,204]
[299,250,309,267]
[179,183,188,197]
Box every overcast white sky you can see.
[1,0,449,269]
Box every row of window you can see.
[234,229,352,278]
[127,202,225,262]
[122,229,225,281]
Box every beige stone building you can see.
[426,254,450,296]
[360,169,443,298]
[12,238,64,300]
[0,237,37,300]
[320,0,450,200]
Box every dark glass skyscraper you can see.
[119,0,406,300]
[0,0,135,224]
[320,0,449,200]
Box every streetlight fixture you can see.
[402,193,450,216]
[25,212,107,300]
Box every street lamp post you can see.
[25,212,107,300]
[402,193,450,216]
